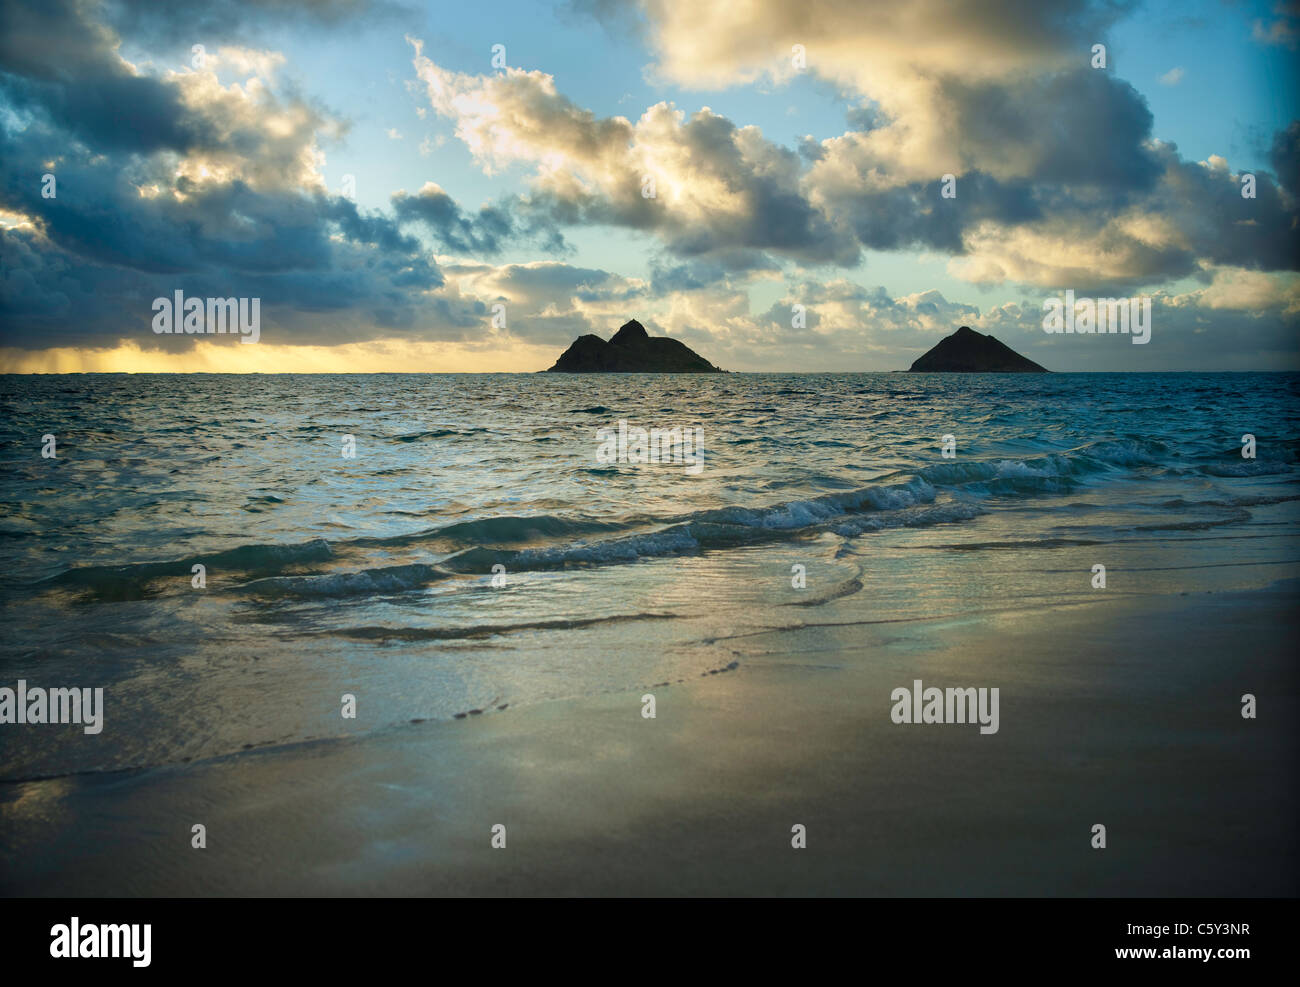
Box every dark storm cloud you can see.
[0,96,453,348]
[1150,138,1300,274]
[809,84,1297,290]
[810,70,1166,256]
[938,69,1162,191]
[101,0,404,47]
[0,0,205,153]
[1269,120,1300,195]
[391,185,567,255]
[0,122,381,276]
[0,0,552,351]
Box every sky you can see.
[1,0,1298,372]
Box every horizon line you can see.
[2,369,1296,376]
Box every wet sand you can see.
[2,581,1296,896]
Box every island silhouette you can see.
[545,320,1045,372]
[908,326,1048,372]
[545,320,725,372]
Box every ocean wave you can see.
[431,514,625,544]
[29,468,1019,597]
[321,612,678,641]
[1075,436,1170,466]
[1159,493,1300,508]
[834,501,986,536]
[908,439,1179,496]
[439,478,973,573]
[236,563,451,599]
[358,513,629,548]
[1200,462,1292,477]
[28,433,1286,601]
[920,537,1105,551]
[39,539,333,601]
[1130,509,1252,533]
[389,428,484,441]
[690,476,937,530]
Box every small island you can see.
[908,325,1048,372]
[545,320,725,373]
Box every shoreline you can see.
[3,580,1295,897]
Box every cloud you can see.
[416,3,1297,296]
[558,0,648,40]
[1270,120,1300,195]
[390,182,564,255]
[0,7,647,358]
[648,272,1300,372]
[609,0,1298,289]
[1252,2,1300,48]
[637,0,1135,187]
[1184,265,1300,313]
[640,0,1121,91]
[0,0,563,353]
[1159,66,1185,85]
[441,260,649,345]
[101,0,405,48]
[409,40,859,264]
[648,250,782,294]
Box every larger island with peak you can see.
[545,320,725,373]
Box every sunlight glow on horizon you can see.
[0,339,559,374]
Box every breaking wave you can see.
[33,438,1294,599]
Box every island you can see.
[544,320,725,373]
[907,325,1048,372]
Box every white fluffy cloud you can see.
[409,39,856,263]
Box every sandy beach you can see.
[4,577,1294,897]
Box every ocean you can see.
[2,371,1298,784]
